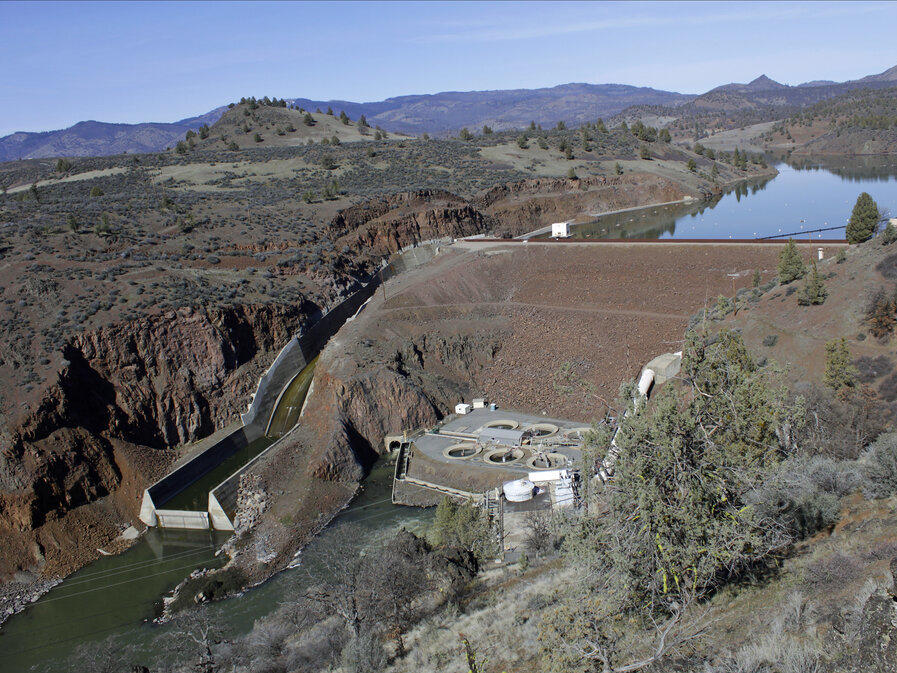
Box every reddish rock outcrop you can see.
[304,332,503,481]
[0,302,312,578]
[327,189,497,257]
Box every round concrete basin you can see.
[527,452,569,470]
[443,443,481,460]
[525,423,559,438]
[482,419,520,431]
[483,447,526,464]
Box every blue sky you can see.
[1,0,896,136]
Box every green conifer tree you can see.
[846,192,879,244]
[797,260,827,305]
[777,239,806,284]
[823,338,857,390]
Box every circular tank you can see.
[526,452,569,470]
[443,443,480,460]
[483,447,525,464]
[503,479,535,502]
[482,419,520,431]
[524,422,559,438]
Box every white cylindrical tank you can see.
[503,479,535,502]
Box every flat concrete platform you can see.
[413,408,593,473]
[437,407,589,437]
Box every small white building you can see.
[551,221,572,238]
[455,403,472,415]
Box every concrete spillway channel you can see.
[139,359,317,531]
[265,356,318,439]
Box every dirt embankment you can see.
[307,242,789,485]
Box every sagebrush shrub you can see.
[863,432,897,498]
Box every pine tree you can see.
[797,260,827,305]
[777,239,806,284]
[824,338,857,390]
[846,192,879,244]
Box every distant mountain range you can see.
[0,108,226,163]
[285,83,692,136]
[2,63,897,162]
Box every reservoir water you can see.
[4,153,897,671]
[537,155,897,240]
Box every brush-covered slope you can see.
[762,87,897,155]
[192,102,401,151]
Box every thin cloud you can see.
[409,2,887,44]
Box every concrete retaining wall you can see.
[210,428,299,527]
[239,280,378,434]
[239,337,307,437]
[145,427,251,508]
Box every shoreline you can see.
[513,164,779,240]
[514,197,696,239]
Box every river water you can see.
[537,156,897,240]
[0,463,430,672]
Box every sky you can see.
[1,0,897,136]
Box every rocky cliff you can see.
[305,331,504,481]
[0,302,311,578]
[327,189,497,258]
